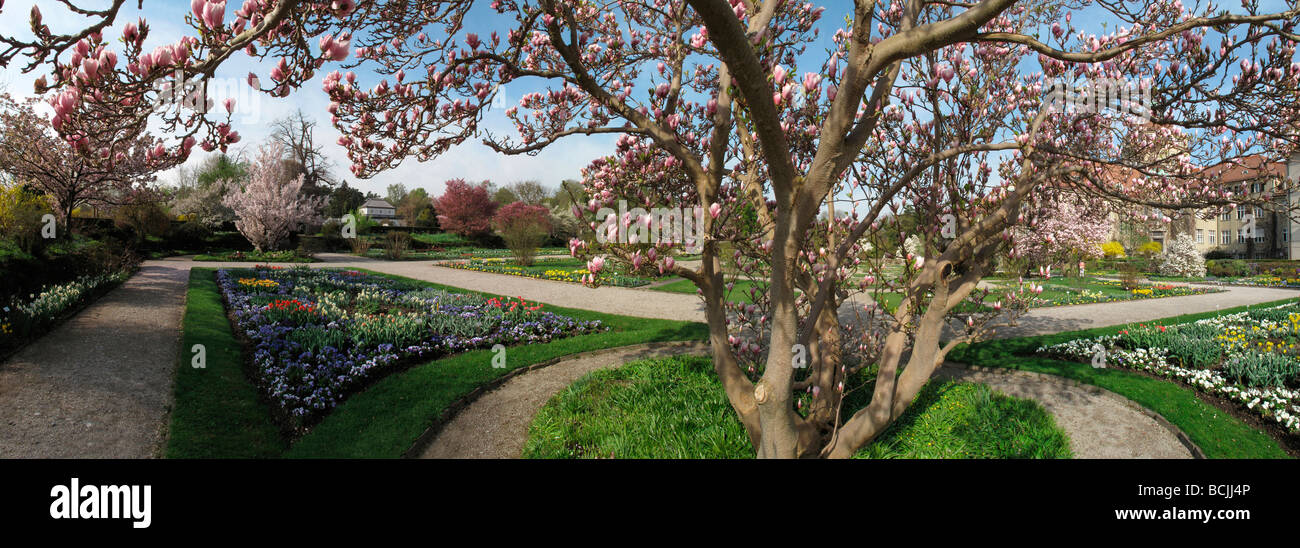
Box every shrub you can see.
[493,201,551,266]
[348,235,372,256]
[1100,241,1126,258]
[1118,263,1141,290]
[383,231,411,260]
[1206,259,1250,277]
[1136,240,1162,257]
[0,183,50,253]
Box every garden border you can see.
[0,264,138,367]
[402,340,710,458]
[949,297,1299,458]
[940,362,1205,458]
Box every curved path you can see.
[3,253,1295,457]
[935,364,1196,458]
[419,341,709,459]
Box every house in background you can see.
[359,198,401,226]
[1113,154,1293,259]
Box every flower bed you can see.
[1036,302,1300,433]
[989,278,1217,307]
[216,266,605,425]
[0,269,132,348]
[1208,275,1300,288]
[444,257,652,287]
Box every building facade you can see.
[1124,155,1294,259]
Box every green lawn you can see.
[524,355,1072,459]
[948,299,1297,459]
[165,268,708,458]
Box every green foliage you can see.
[1167,335,1223,369]
[1207,259,1250,277]
[1223,352,1300,388]
[196,154,247,188]
[325,181,365,219]
[113,199,171,242]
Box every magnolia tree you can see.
[6,0,1300,458]
[1159,233,1208,277]
[1010,192,1113,272]
[222,143,324,251]
[0,94,168,231]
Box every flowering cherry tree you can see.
[222,143,323,251]
[6,1,1300,458]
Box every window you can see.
[1222,230,1231,245]
[1237,207,1246,220]
[1209,231,1217,244]
[1196,229,1204,243]
[1256,232,1265,243]
[1255,206,1264,217]
[1221,210,1231,221]
[1283,225,1290,243]
[1238,229,1247,243]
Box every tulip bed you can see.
[1036,301,1300,435]
[443,257,654,287]
[992,278,1216,307]
[216,265,605,426]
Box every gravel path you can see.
[982,283,1298,339]
[7,254,1291,458]
[935,364,1196,458]
[419,341,709,459]
[0,262,189,458]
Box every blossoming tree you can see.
[222,143,323,251]
[1010,192,1114,273]
[4,0,1300,458]
[435,178,498,237]
[0,94,168,232]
